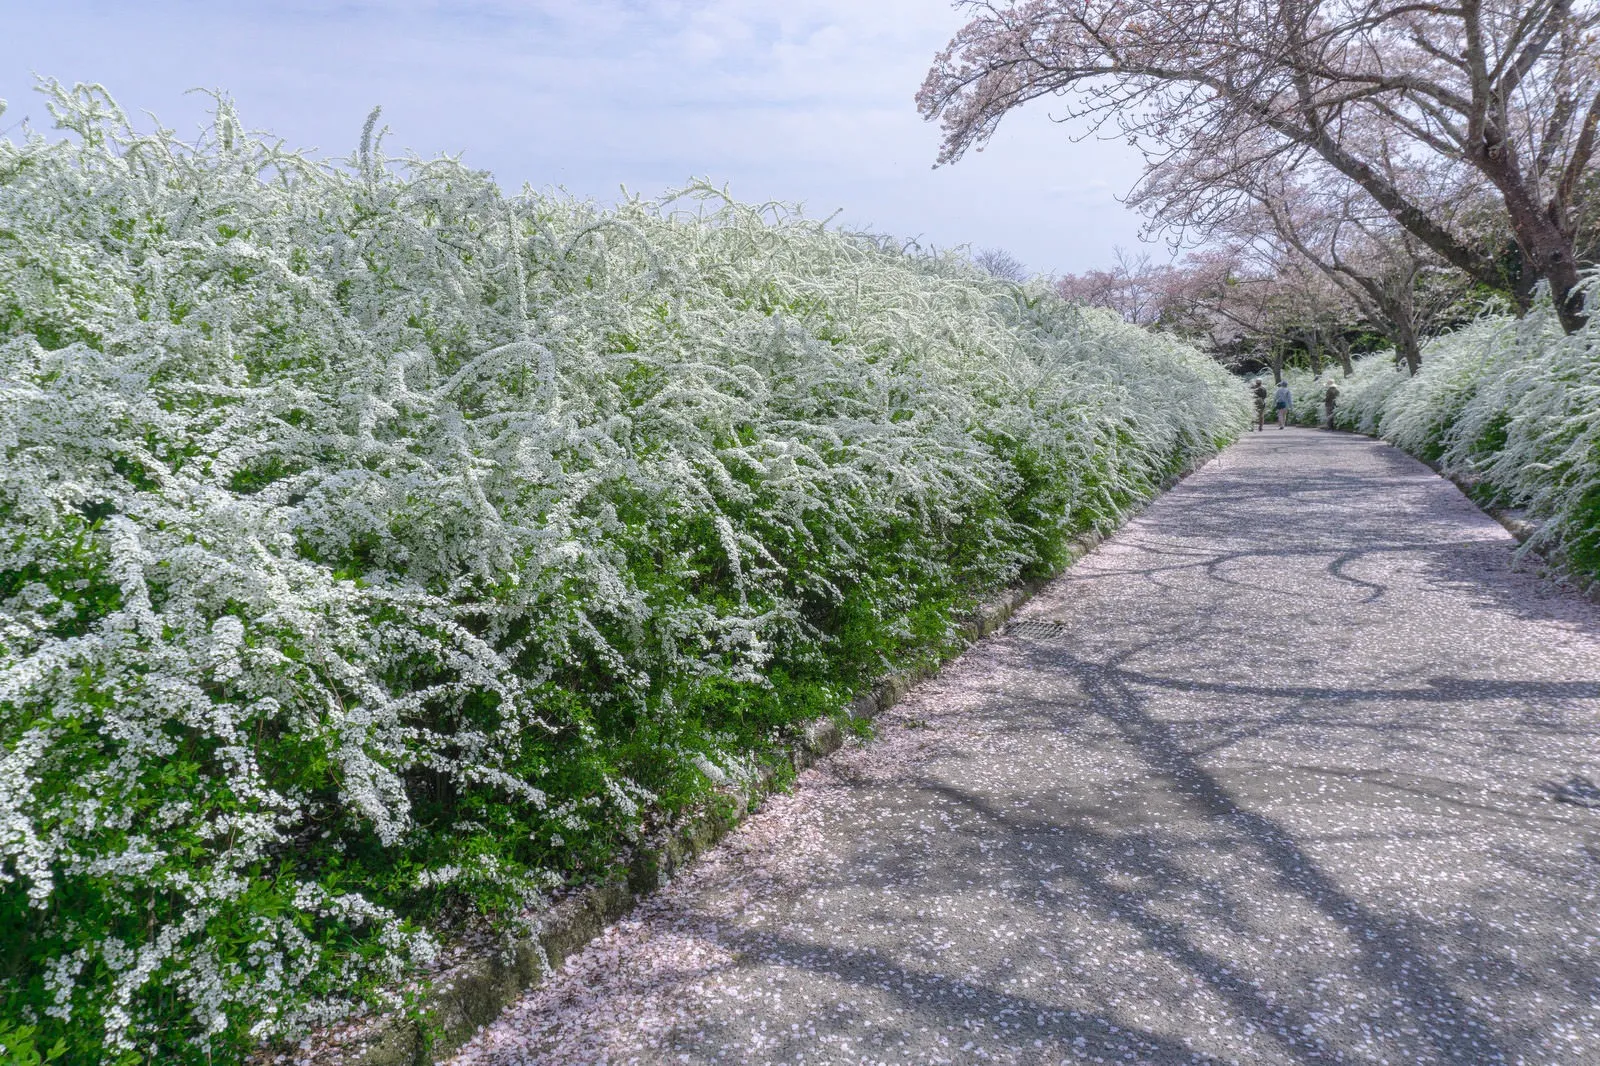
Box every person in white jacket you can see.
[1274,381,1292,429]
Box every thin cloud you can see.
[0,0,1150,273]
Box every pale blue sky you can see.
[1,0,1150,276]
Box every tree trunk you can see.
[1511,211,1584,330]
[1394,316,1422,376]
[1399,337,1421,376]
[1305,330,1324,377]
[1331,334,1354,377]
[1479,142,1587,332]
[1366,281,1423,376]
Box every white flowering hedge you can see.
[0,83,1248,1063]
[1278,292,1600,579]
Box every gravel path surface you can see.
[449,429,1600,1065]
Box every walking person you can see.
[1323,380,1340,429]
[1274,379,1292,429]
[1251,379,1268,431]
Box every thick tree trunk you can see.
[1331,335,1354,377]
[1305,331,1324,377]
[1395,315,1420,372]
[1480,144,1587,332]
[1397,334,1422,376]
[1367,282,1423,376]
[1510,210,1584,331]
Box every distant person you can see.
[1251,379,1268,431]
[1274,380,1292,429]
[1323,380,1340,428]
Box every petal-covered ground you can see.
[449,429,1600,1065]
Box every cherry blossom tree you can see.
[1171,158,1477,372]
[919,0,1600,332]
[1054,247,1177,325]
[1057,243,1370,376]
[1187,248,1363,377]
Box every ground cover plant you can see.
[0,83,1249,1064]
[1275,290,1600,581]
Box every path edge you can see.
[1431,463,1600,604]
[1322,424,1600,602]
[287,447,1227,1066]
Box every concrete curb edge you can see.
[1417,452,1600,604]
[1297,425,1595,602]
[286,450,1221,1066]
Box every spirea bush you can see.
[1280,290,1600,579]
[0,83,1248,1063]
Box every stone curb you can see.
[1411,447,1599,603]
[1442,472,1600,605]
[284,454,1215,1066]
[1310,424,1598,603]
[1423,463,1536,544]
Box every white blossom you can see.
[0,80,1245,1059]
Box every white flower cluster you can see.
[1280,285,1600,574]
[0,83,1246,1059]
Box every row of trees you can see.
[1052,234,1469,378]
[923,0,1600,374]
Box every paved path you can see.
[451,429,1600,1065]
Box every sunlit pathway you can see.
[449,429,1600,1065]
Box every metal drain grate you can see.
[1005,618,1071,639]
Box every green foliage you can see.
[0,1020,68,1066]
[0,82,1249,1063]
[1281,288,1600,582]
